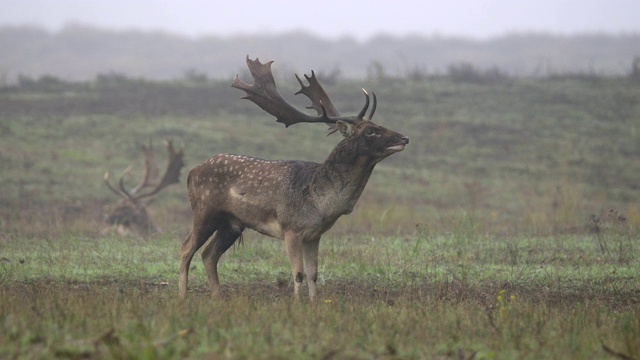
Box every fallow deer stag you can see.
[104,140,185,236]
[179,57,408,300]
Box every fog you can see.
[3,0,639,41]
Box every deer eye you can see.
[365,129,379,137]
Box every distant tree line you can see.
[1,25,639,84]
[7,58,640,91]
[6,61,640,96]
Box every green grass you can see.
[1,229,639,359]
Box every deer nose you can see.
[401,136,409,144]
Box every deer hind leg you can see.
[303,237,320,301]
[179,223,216,299]
[201,220,243,299]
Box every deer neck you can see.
[311,140,375,216]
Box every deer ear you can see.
[336,120,355,137]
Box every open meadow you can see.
[1,72,639,358]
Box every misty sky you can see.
[3,0,640,40]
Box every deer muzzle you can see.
[387,135,409,151]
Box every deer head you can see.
[231,57,408,162]
[104,140,185,236]
[179,57,408,301]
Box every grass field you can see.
[1,73,639,358]
[1,230,638,358]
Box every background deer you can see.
[104,140,184,236]
[179,57,408,300]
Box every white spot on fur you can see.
[229,187,245,200]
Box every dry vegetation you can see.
[1,73,639,358]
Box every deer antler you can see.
[135,140,185,200]
[104,140,185,203]
[130,140,160,196]
[294,71,341,117]
[103,165,132,198]
[232,56,375,129]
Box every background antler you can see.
[130,141,160,196]
[104,140,185,203]
[232,56,372,128]
[135,140,184,200]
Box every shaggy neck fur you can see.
[311,138,376,216]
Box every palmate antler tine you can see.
[135,140,185,200]
[231,56,331,128]
[325,89,373,135]
[104,163,138,203]
[117,165,138,203]
[367,92,377,121]
[104,171,126,198]
[130,140,160,196]
[294,71,341,117]
[357,89,371,119]
[323,89,373,136]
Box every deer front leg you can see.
[303,237,320,301]
[285,233,304,300]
